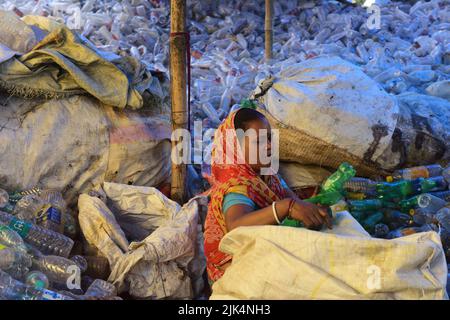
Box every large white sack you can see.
[375,92,450,169]
[0,94,171,206]
[256,56,399,165]
[210,211,448,300]
[78,182,207,299]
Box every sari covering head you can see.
[204,109,287,281]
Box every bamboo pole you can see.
[265,0,273,61]
[169,0,187,204]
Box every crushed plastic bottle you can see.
[85,279,117,298]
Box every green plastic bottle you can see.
[349,199,384,212]
[321,163,356,194]
[377,177,447,201]
[304,191,343,206]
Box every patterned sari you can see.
[203,110,287,282]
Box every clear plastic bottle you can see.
[32,255,81,286]
[85,279,117,298]
[0,270,73,300]
[0,224,28,253]
[344,177,377,196]
[84,255,111,280]
[430,191,450,202]
[71,255,88,274]
[25,271,49,290]
[443,166,450,184]
[12,194,45,222]
[388,164,443,181]
[0,245,32,275]
[0,211,74,258]
[0,189,9,209]
[435,207,450,231]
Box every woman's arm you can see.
[225,198,291,231]
[225,197,331,231]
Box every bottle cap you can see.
[386,176,393,183]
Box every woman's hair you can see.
[234,107,267,131]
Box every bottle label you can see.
[41,289,64,300]
[407,167,429,180]
[36,206,61,225]
[8,218,31,238]
[0,243,6,250]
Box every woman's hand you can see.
[289,200,333,230]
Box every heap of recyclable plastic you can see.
[283,162,450,291]
[0,187,120,300]
[1,0,448,131]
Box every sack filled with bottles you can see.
[0,186,122,300]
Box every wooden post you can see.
[265,0,273,61]
[170,0,187,204]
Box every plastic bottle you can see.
[410,208,437,226]
[350,211,367,223]
[84,256,111,280]
[0,270,73,300]
[387,164,443,181]
[38,190,67,233]
[0,245,32,274]
[85,279,117,298]
[32,255,81,286]
[320,163,356,194]
[361,212,384,233]
[382,209,413,229]
[12,194,45,222]
[435,207,450,231]
[349,199,387,212]
[0,211,74,258]
[373,223,390,238]
[430,190,450,202]
[0,224,28,253]
[399,193,447,213]
[443,166,450,184]
[25,271,49,290]
[71,255,88,273]
[376,177,447,200]
[343,177,377,196]
[0,189,9,208]
[387,224,435,239]
[304,191,343,206]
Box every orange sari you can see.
[203,110,287,282]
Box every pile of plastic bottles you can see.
[341,164,450,257]
[0,187,120,300]
[0,0,448,132]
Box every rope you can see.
[170,31,191,132]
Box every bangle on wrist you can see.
[272,201,281,225]
[287,198,295,219]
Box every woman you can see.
[204,107,332,283]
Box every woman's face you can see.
[239,118,272,173]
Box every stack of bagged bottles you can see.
[0,187,119,300]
